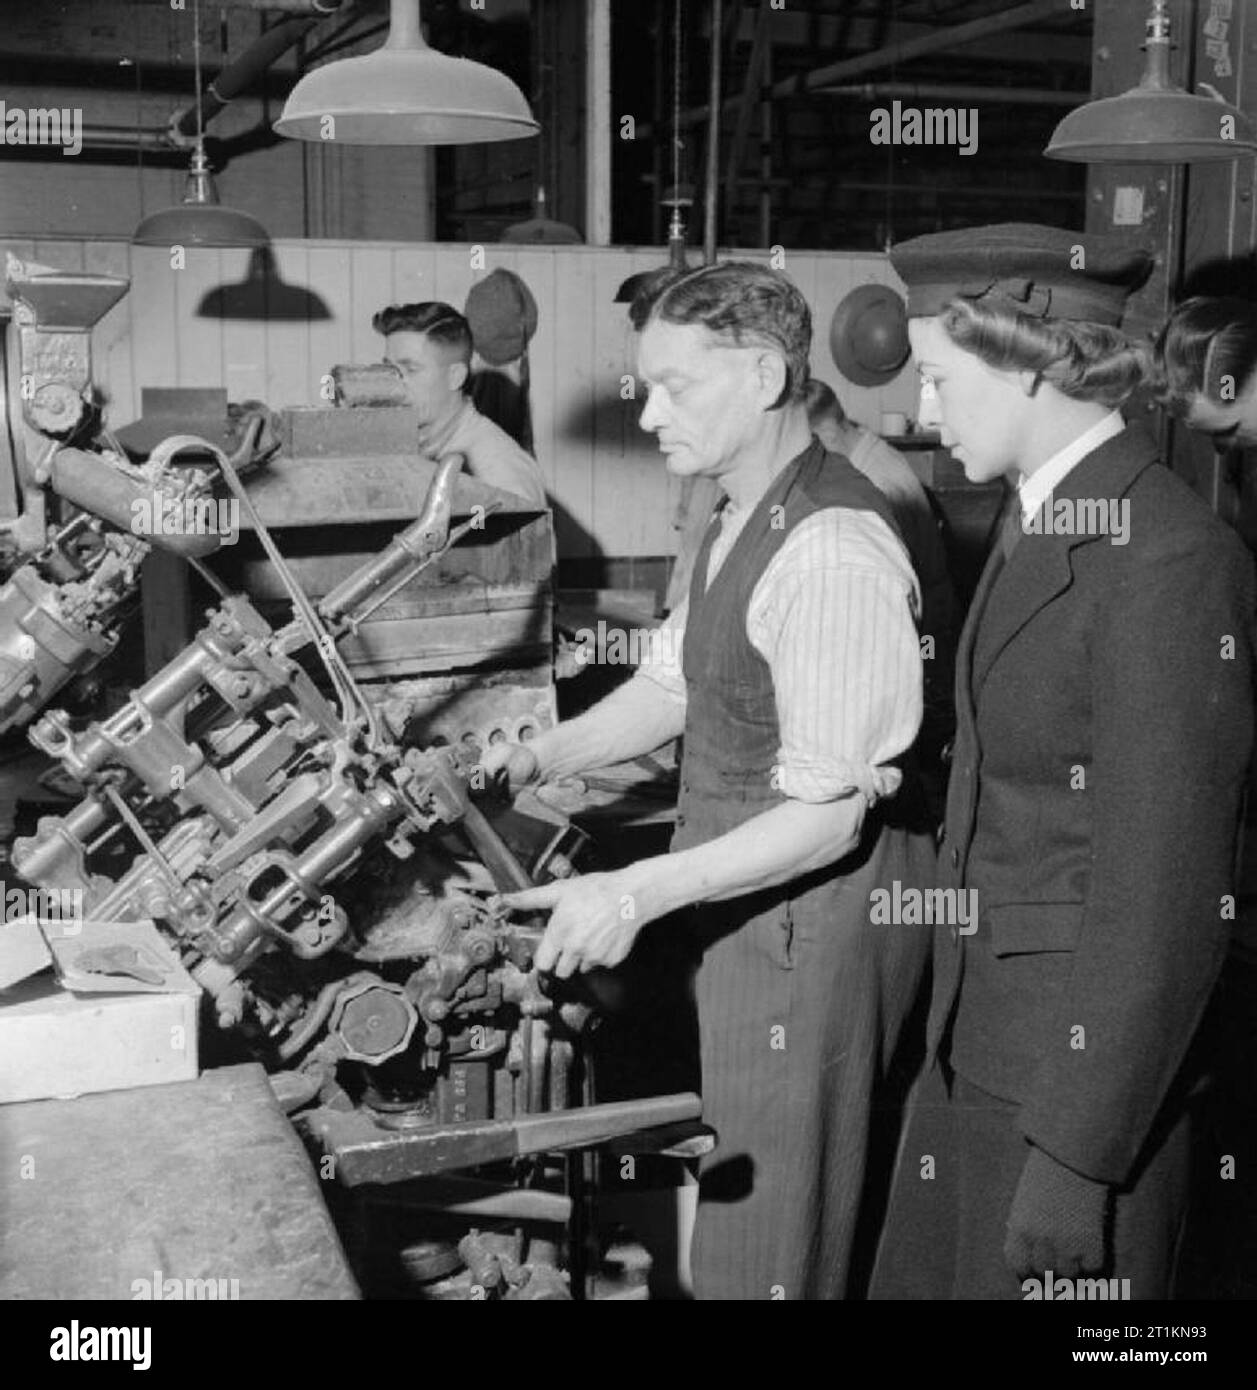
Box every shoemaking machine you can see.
[0,259,701,1299]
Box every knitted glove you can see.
[1003,1145,1111,1279]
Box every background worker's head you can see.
[890,225,1152,483]
[802,378,856,453]
[1152,296,1257,449]
[373,302,473,426]
[628,261,812,478]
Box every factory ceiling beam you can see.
[638,0,1081,138]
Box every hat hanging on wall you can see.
[465,269,539,365]
[829,284,910,388]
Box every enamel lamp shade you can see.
[274,0,538,146]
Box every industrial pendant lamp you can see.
[1045,0,1257,163]
[132,0,269,248]
[274,0,538,146]
[502,187,583,244]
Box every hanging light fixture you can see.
[502,187,583,244]
[615,0,693,302]
[274,0,538,146]
[133,0,269,248]
[1045,0,1257,163]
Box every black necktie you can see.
[998,493,1024,561]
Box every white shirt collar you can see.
[1017,410,1125,522]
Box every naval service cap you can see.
[889,223,1153,327]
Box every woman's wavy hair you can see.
[1149,295,1257,415]
[629,260,811,408]
[937,295,1148,408]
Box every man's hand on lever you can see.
[495,868,657,978]
[479,739,540,795]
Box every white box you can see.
[0,919,199,1104]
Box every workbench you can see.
[0,1063,359,1300]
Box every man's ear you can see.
[449,360,470,393]
[754,350,790,409]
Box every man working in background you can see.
[373,301,548,509]
[1152,295,1257,449]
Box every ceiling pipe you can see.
[638,0,1078,138]
[168,9,354,139]
[78,124,175,151]
[818,81,1084,107]
[217,1,350,12]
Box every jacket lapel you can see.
[970,426,1161,696]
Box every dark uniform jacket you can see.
[932,424,1255,1186]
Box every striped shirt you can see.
[639,498,923,805]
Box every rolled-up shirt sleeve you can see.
[748,508,923,805]
[635,599,688,706]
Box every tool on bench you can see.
[72,944,167,987]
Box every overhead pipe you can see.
[169,4,357,140]
[638,0,1078,137]
[818,81,1084,107]
[218,1,350,13]
[77,124,173,151]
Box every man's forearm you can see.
[624,794,867,919]
[531,673,686,780]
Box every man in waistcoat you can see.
[485,261,936,1299]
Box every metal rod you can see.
[703,0,722,263]
[759,34,772,247]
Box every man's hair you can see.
[629,260,812,406]
[372,301,473,368]
[937,296,1146,408]
[802,377,848,427]
[1151,295,1257,415]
